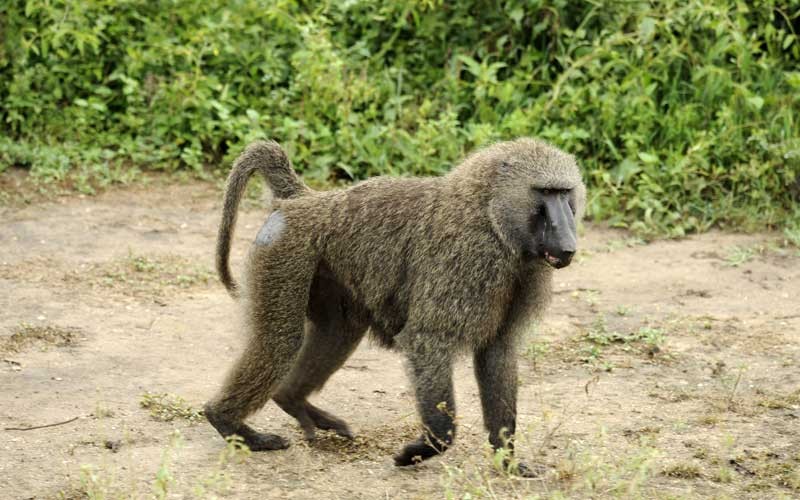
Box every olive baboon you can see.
[204,138,585,475]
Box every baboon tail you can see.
[216,140,310,297]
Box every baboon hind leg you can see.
[205,242,316,452]
[274,276,367,440]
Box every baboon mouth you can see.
[543,251,569,269]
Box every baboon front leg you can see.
[394,337,456,466]
[205,243,316,451]
[474,332,537,477]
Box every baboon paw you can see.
[331,425,354,440]
[235,426,290,451]
[306,405,354,439]
[393,439,442,466]
[507,460,545,478]
[315,419,353,439]
[302,427,317,441]
[245,432,290,451]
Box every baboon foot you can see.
[306,403,354,439]
[393,435,448,466]
[273,396,318,441]
[275,396,353,440]
[235,426,290,451]
[204,403,289,451]
[506,460,544,478]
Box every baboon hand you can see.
[204,403,290,452]
[507,460,545,478]
[393,436,447,466]
[393,442,438,466]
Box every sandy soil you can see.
[1,181,798,499]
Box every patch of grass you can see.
[102,253,214,290]
[140,392,203,423]
[152,431,182,499]
[749,457,800,492]
[93,402,115,419]
[1,322,82,353]
[0,253,213,301]
[615,305,631,317]
[523,341,550,370]
[64,430,249,499]
[3,1,800,236]
[711,435,737,484]
[697,414,722,427]
[784,467,800,491]
[784,226,800,248]
[443,427,663,499]
[662,462,702,479]
[713,465,734,484]
[194,435,252,497]
[582,316,665,354]
[584,316,616,346]
[622,426,661,440]
[724,245,757,267]
[604,237,647,253]
[70,252,214,299]
[76,465,114,500]
[647,386,693,403]
[757,389,800,410]
[724,365,748,408]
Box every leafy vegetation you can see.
[1,0,799,235]
[140,392,203,423]
[1,322,81,353]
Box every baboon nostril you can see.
[549,250,574,268]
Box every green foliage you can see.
[2,0,799,235]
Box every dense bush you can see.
[1,0,799,235]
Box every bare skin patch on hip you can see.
[255,211,286,246]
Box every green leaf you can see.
[785,72,800,89]
[638,152,659,164]
[245,109,260,121]
[611,158,642,185]
[638,17,656,42]
[746,96,764,110]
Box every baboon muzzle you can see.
[538,192,577,269]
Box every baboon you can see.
[204,138,585,475]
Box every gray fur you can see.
[216,141,310,297]
[204,138,585,475]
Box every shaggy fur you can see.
[204,138,585,474]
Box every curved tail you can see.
[216,140,310,297]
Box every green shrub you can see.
[1,0,798,235]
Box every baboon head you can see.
[460,138,585,268]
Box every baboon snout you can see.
[537,191,577,269]
[544,249,574,269]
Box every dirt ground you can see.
[1,180,798,499]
